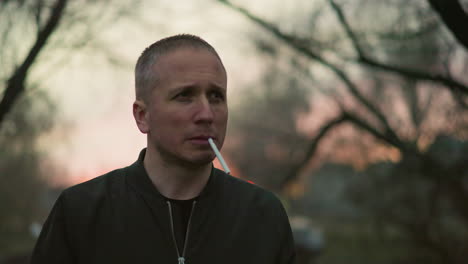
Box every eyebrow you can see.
[168,83,226,97]
[165,85,193,98]
[207,84,226,93]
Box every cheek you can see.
[217,108,228,125]
[150,109,190,131]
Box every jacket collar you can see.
[125,148,221,207]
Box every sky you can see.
[32,0,413,186]
[39,0,276,185]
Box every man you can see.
[31,34,296,264]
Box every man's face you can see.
[135,47,228,166]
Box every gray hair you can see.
[134,34,224,103]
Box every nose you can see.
[194,97,214,124]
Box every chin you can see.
[187,153,216,166]
[190,156,216,166]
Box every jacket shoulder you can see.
[60,167,127,206]
[216,169,284,211]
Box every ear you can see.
[133,100,149,134]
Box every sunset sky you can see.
[39,0,277,186]
[34,0,408,187]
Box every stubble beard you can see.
[153,141,216,170]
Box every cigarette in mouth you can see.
[208,138,230,174]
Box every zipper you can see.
[167,200,197,264]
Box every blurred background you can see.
[1,0,467,263]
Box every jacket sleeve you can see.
[31,193,75,264]
[276,200,296,264]
[278,223,296,264]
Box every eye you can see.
[209,91,225,103]
[174,90,193,101]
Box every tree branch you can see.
[328,0,468,96]
[0,0,68,126]
[280,107,409,188]
[281,114,348,188]
[328,0,364,58]
[218,0,403,146]
[427,0,468,51]
[359,56,468,95]
[343,111,404,149]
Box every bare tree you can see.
[0,0,68,125]
[218,0,468,262]
[217,0,468,186]
[0,0,141,127]
[0,0,142,258]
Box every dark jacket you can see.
[31,150,296,264]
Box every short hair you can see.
[135,34,224,102]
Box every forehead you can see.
[154,47,226,78]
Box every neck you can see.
[143,147,211,200]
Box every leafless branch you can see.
[0,0,68,126]
[280,105,411,187]
[218,0,402,146]
[427,0,468,52]
[328,0,364,58]
[281,113,348,188]
[328,0,468,96]
[360,57,468,95]
[34,0,44,36]
[344,110,408,150]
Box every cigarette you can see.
[208,138,230,174]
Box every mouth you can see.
[188,135,215,145]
